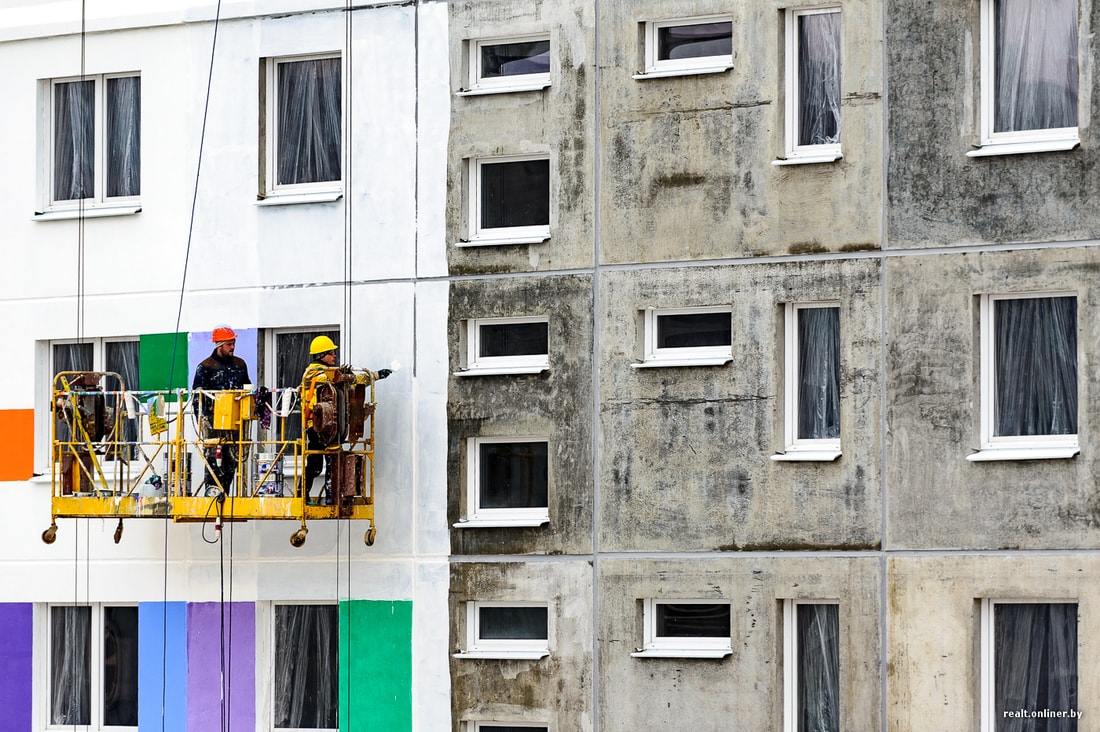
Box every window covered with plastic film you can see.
[796,10,841,147]
[49,605,138,727]
[275,604,338,730]
[797,306,840,441]
[794,603,839,732]
[275,330,339,442]
[275,57,341,186]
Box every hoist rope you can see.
[340,4,354,727]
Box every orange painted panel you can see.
[0,409,34,481]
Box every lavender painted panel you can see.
[186,603,255,732]
[0,604,32,732]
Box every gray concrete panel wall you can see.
[886,1,1100,248]
[597,0,883,263]
[598,260,882,552]
[886,248,1100,549]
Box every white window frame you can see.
[461,34,551,95]
[456,436,550,528]
[635,15,734,79]
[774,7,843,166]
[773,302,842,462]
[631,599,733,659]
[265,601,339,732]
[456,317,550,376]
[454,602,551,660]
[633,306,733,368]
[968,0,1080,157]
[261,53,344,204]
[979,599,1080,732]
[782,600,841,732]
[969,292,1079,461]
[37,73,142,219]
[37,603,139,732]
[461,154,551,246]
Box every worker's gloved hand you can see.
[340,363,353,371]
[376,369,392,380]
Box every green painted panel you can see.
[340,600,413,732]
[139,333,189,397]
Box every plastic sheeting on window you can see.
[797,603,839,732]
[797,307,840,440]
[276,330,339,442]
[994,296,1077,437]
[50,606,91,726]
[106,76,141,198]
[994,603,1078,731]
[994,0,1078,133]
[106,341,140,460]
[277,58,342,186]
[274,605,338,730]
[53,80,95,201]
[798,12,841,147]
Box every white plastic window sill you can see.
[631,647,732,659]
[256,190,343,206]
[771,449,842,462]
[633,64,733,80]
[454,234,551,248]
[34,205,141,221]
[772,152,843,166]
[966,446,1080,462]
[453,649,549,660]
[966,138,1079,157]
[454,365,549,377]
[453,515,550,528]
[457,82,551,96]
[632,357,732,369]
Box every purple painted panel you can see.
[0,604,32,732]
[186,603,255,732]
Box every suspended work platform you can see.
[45,369,380,547]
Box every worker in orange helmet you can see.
[192,326,252,495]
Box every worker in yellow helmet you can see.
[301,335,391,504]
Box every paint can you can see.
[255,452,285,496]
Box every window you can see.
[265,328,340,442]
[274,604,338,730]
[783,602,840,732]
[51,339,140,463]
[636,16,734,78]
[48,604,139,728]
[42,73,140,214]
[634,307,732,368]
[981,600,1079,731]
[971,0,1079,156]
[464,155,550,245]
[470,725,549,732]
[263,54,342,201]
[457,437,549,528]
[970,294,1078,461]
[774,304,841,461]
[776,8,842,165]
[458,317,549,375]
[631,599,732,658]
[456,602,550,659]
[464,35,551,94]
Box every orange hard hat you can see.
[212,326,237,343]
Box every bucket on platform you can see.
[255,452,285,496]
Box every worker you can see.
[301,335,391,504]
[192,326,251,495]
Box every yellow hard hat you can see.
[310,335,338,355]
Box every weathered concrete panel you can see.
[599,260,882,552]
[886,0,1100,247]
[449,275,595,555]
[599,557,880,731]
[597,0,883,263]
[886,249,1100,549]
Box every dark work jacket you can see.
[192,349,251,417]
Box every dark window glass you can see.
[480,159,550,230]
[797,307,840,440]
[797,604,840,732]
[103,606,139,727]
[481,40,550,78]
[50,606,91,726]
[479,321,548,358]
[275,605,338,730]
[994,296,1077,437]
[106,341,140,460]
[277,58,342,185]
[994,603,1077,731]
[657,22,732,61]
[106,76,141,197]
[656,312,731,349]
[479,441,548,509]
[276,330,339,442]
[480,606,548,640]
[53,80,95,201]
[655,603,730,638]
